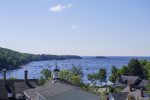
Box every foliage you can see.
[71,64,83,77]
[144,62,150,80]
[109,66,119,83]
[0,47,81,69]
[9,77,17,80]
[38,76,47,86]
[99,92,107,100]
[87,73,98,83]
[87,73,99,86]
[128,59,144,78]
[109,75,117,84]
[118,65,129,76]
[140,59,148,66]
[59,65,84,86]
[87,68,107,86]
[109,86,115,92]
[117,59,146,79]
[41,68,51,80]
[98,68,107,85]
[147,83,150,93]
[59,70,71,80]
[69,75,82,85]
[109,86,123,93]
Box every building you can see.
[24,67,100,100]
[111,75,150,100]
[0,69,38,100]
[114,75,149,89]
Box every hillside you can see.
[0,47,82,70]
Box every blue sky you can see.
[0,0,150,56]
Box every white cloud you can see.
[49,3,72,12]
[71,25,78,29]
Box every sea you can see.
[0,56,150,84]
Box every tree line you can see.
[0,47,81,69]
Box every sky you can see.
[0,0,150,56]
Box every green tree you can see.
[59,65,84,86]
[71,64,83,77]
[98,68,107,86]
[109,66,118,83]
[38,76,46,86]
[69,75,82,85]
[87,73,99,86]
[128,59,144,78]
[9,77,17,80]
[59,70,70,80]
[41,68,51,80]
[140,59,148,67]
[109,75,117,84]
[144,61,150,80]
[147,83,150,93]
[118,65,129,75]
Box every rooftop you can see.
[115,75,149,89]
[24,80,100,100]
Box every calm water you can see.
[0,56,150,84]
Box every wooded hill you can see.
[0,47,81,69]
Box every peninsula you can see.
[0,47,82,70]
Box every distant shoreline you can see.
[0,47,82,70]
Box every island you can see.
[94,56,107,59]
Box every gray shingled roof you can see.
[121,76,140,84]
[111,92,128,100]
[115,75,149,89]
[123,87,150,100]
[0,79,38,99]
[138,80,149,87]
[0,84,13,99]
[47,89,99,100]
[113,82,128,88]
[14,82,36,94]
[24,80,100,100]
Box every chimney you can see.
[106,93,109,100]
[3,69,7,84]
[106,96,109,100]
[24,70,28,83]
[129,82,132,92]
[118,75,122,82]
[141,88,144,97]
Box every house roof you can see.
[113,82,128,88]
[121,76,140,84]
[0,79,38,99]
[138,80,149,87]
[0,84,13,99]
[115,75,149,89]
[122,87,150,100]
[14,82,37,94]
[24,80,100,100]
[111,92,128,100]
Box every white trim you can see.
[8,93,13,97]
[24,91,31,100]
[35,92,46,100]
